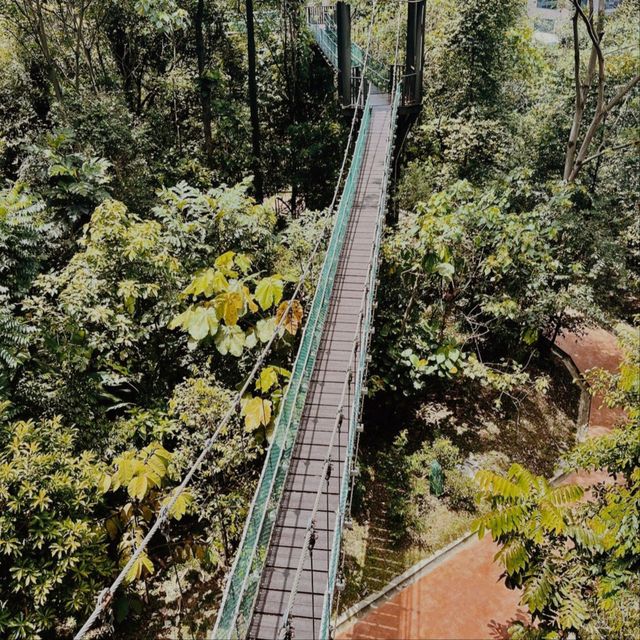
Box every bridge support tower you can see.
[336,1,352,107]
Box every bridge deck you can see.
[249,91,392,640]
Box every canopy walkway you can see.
[71,4,425,640]
[70,5,423,640]
[212,3,424,638]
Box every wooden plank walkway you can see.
[249,90,392,639]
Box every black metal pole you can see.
[246,0,264,202]
[336,1,352,107]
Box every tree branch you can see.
[581,140,639,166]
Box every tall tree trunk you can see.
[104,13,139,112]
[285,1,301,214]
[195,0,214,163]
[246,0,264,202]
[34,3,63,101]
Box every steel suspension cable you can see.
[75,3,386,639]
[74,21,375,640]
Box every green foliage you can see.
[0,183,49,297]
[17,198,182,427]
[167,374,263,567]
[135,0,189,33]
[0,0,636,635]
[0,183,45,379]
[381,433,478,544]
[374,173,608,395]
[0,412,112,639]
[0,291,34,375]
[474,463,592,630]
[13,181,287,432]
[104,443,192,583]
[169,249,299,357]
[20,129,112,233]
[428,0,525,114]
[475,326,640,635]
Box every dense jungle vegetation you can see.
[0,0,638,638]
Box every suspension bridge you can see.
[213,4,424,639]
[74,3,425,639]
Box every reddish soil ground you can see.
[339,326,624,640]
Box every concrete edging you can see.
[334,342,592,636]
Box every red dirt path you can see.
[339,326,624,640]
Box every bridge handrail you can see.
[211,91,374,640]
[320,79,402,638]
[307,6,390,91]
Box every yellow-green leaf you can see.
[214,251,238,276]
[276,300,303,335]
[214,324,245,356]
[235,253,253,274]
[254,275,284,311]
[241,396,273,431]
[128,475,148,501]
[163,492,193,521]
[214,291,244,325]
[256,367,278,393]
[255,317,277,343]
[124,553,154,584]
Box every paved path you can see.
[339,326,624,640]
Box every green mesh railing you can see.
[308,17,339,68]
[307,9,390,91]
[211,93,373,640]
[320,81,402,639]
[350,40,389,89]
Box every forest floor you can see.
[338,325,624,639]
[339,348,580,612]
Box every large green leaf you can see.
[214,324,245,356]
[254,275,284,311]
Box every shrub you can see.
[444,472,477,512]
[0,411,112,639]
[409,437,462,473]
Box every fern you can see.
[0,289,35,374]
[548,483,584,507]
[522,562,555,614]
[0,184,50,297]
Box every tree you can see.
[194,0,213,161]
[245,0,263,202]
[372,172,608,394]
[474,325,640,637]
[428,0,525,115]
[0,409,112,639]
[563,0,640,182]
